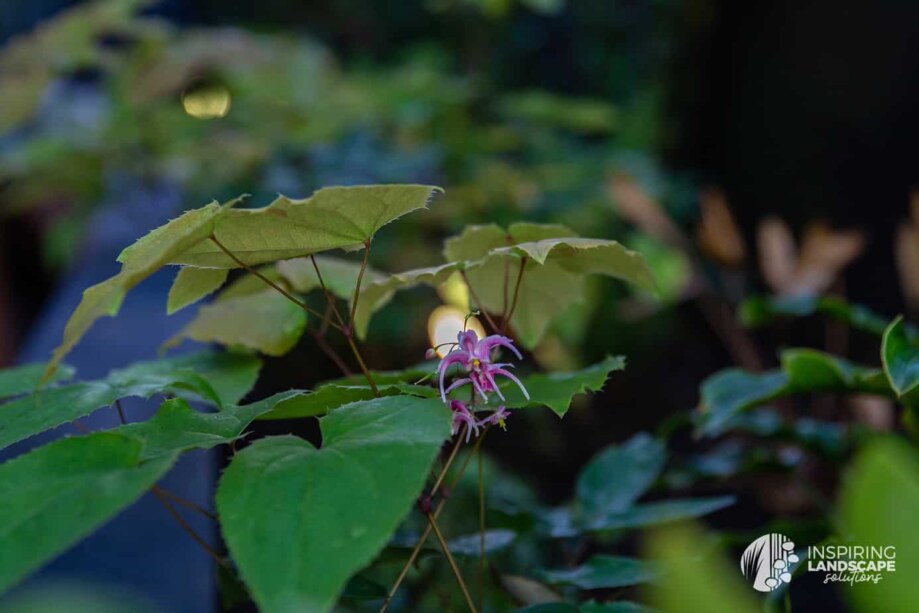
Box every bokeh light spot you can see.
[427,305,486,357]
[182,80,231,119]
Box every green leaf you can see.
[696,349,892,437]
[584,497,735,531]
[517,604,577,613]
[498,356,625,416]
[45,199,238,380]
[277,255,384,300]
[447,529,516,556]
[115,392,307,459]
[0,363,74,400]
[167,266,229,314]
[357,225,655,347]
[465,234,656,348]
[353,262,460,338]
[580,601,658,613]
[217,266,286,302]
[172,185,442,268]
[541,555,657,590]
[518,604,577,613]
[740,294,889,336]
[577,433,665,521]
[166,290,307,356]
[0,352,258,451]
[0,433,176,593]
[881,316,919,398]
[443,223,578,262]
[255,383,436,421]
[216,396,450,612]
[646,523,758,613]
[144,351,262,406]
[840,438,919,613]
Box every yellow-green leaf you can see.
[166,290,306,356]
[167,267,229,314]
[172,185,441,268]
[44,200,237,381]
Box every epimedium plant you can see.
[0,184,671,612]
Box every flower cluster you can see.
[436,330,529,441]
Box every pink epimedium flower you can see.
[478,405,510,431]
[449,400,479,442]
[438,330,530,403]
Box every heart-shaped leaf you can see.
[216,395,450,612]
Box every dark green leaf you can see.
[0,363,74,400]
[740,294,889,336]
[256,384,436,420]
[696,349,893,437]
[517,604,577,613]
[585,497,735,531]
[696,369,788,438]
[115,392,306,459]
[577,433,665,521]
[216,396,450,612]
[447,529,516,556]
[541,555,657,590]
[0,352,259,451]
[0,433,176,592]
[580,601,658,613]
[881,316,919,398]
[498,356,625,416]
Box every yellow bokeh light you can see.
[182,82,231,119]
[427,305,486,357]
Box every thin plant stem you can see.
[310,255,349,331]
[503,257,527,330]
[460,271,499,332]
[309,251,378,395]
[310,329,353,377]
[346,334,379,397]
[115,399,127,424]
[152,485,218,522]
[151,489,230,570]
[477,448,486,611]
[208,236,340,331]
[380,428,490,612]
[431,426,466,497]
[427,512,478,613]
[211,235,378,389]
[350,241,371,326]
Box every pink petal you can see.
[492,367,530,400]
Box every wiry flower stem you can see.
[427,511,478,612]
[210,236,379,394]
[503,257,528,331]
[460,270,500,332]
[380,427,490,612]
[209,236,340,330]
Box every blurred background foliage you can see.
[0,1,917,611]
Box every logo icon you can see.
[740,533,798,592]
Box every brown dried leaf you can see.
[607,172,684,248]
[757,217,798,295]
[695,188,746,267]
